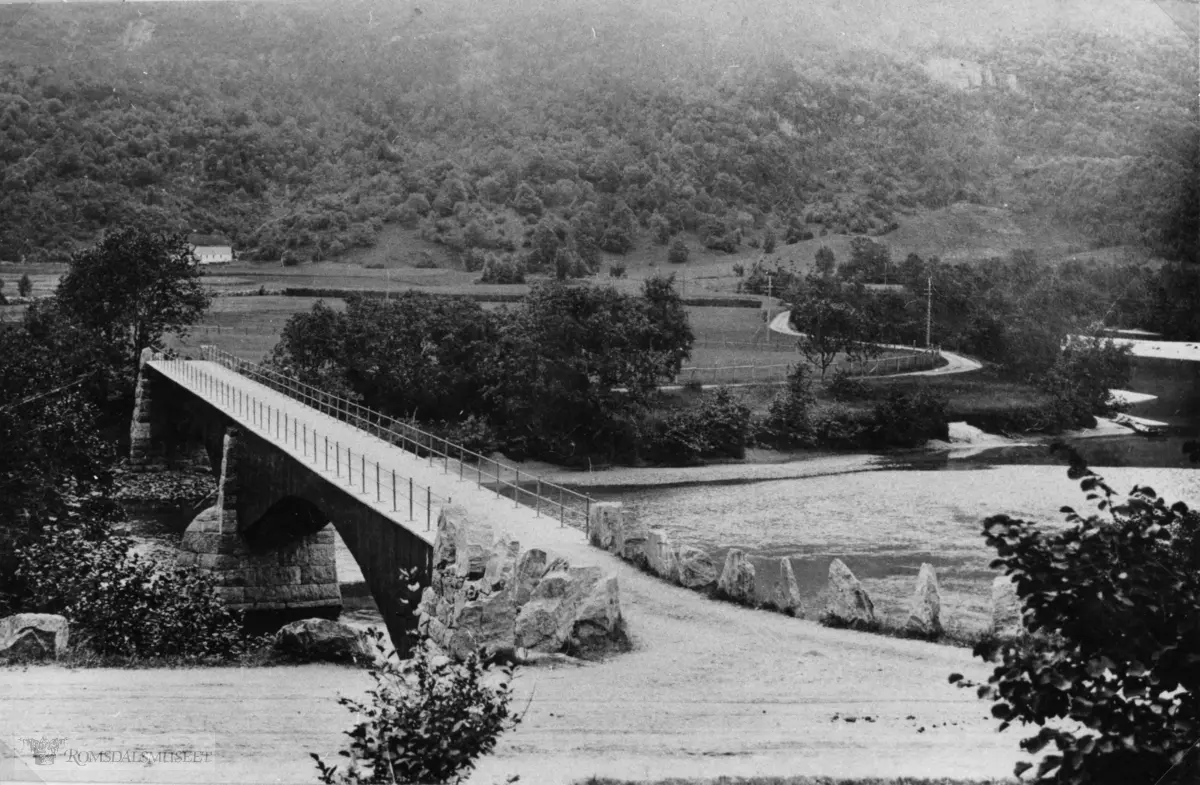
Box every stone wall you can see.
[415,505,624,660]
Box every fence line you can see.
[194,345,594,530]
[674,349,942,385]
[161,357,450,532]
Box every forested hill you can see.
[1,0,1196,265]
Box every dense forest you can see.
[0,0,1196,266]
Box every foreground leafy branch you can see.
[954,444,1199,784]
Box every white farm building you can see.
[189,234,234,265]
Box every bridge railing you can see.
[163,356,451,533]
[195,346,594,530]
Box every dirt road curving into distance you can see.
[769,310,984,377]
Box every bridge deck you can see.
[149,359,593,560]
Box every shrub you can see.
[479,256,525,284]
[647,387,752,464]
[826,368,870,401]
[953,446,1200,785]
[667,238,689,265]
[649,212,672,245]
[17,274,32,297]
[434,415,499,457]
[868,386,949,447]
[312,630,521,785]
[414,251,439,269]
[16,525,251,661]
[732,263,744,277]
[760,364,816,447]
[608,262,627,278]
[282,249,301,267]
[808,402,870,448]
[462,248,488,273]
[762,229,777,254]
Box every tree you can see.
[840,237,891,283]
[56,227,210,375]
[638,274,694,377]
[267,293,497,423]
[954,445,1200,785]
[814,246,836,277]
[668,238,689,265]
[482,281,692,462]
[762,228,777,254]
[788,276,879,377]
[17,274,31,297]
[1038,335,1133,424]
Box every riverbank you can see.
[525,417,1133,489]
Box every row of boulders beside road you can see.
[415,505,625,661]
[587,502,1028,641]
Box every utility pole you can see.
[925,275,933,350]
[766,273,773,345]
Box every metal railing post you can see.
[325,435,329,471]
[426,487,431,531]
[536,478,541,517]
[392,469,396,511]
[409,477,414,520]
[514,469,520,508]
[348,447,352,484]
[559,485,565,528]
[459,445,464,481]
[376,463,380,502]
[361,455,365,494]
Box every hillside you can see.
[0,0,1195,267]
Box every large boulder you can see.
[572,575,622,644]
[482,535,520,594]
[643,530,679,582]
[676,546,719,590]
[906,563,943,637]
[825,559,876,627]
[991,575,1023,638]
[512,548,548,606]
[514,566,604,652]
[432,507,459,569]
[587,502,623,552]
[0,614,69,660]
[274,618,368,664]
[716,549,756,605]
[615,521,649,567]
[771,558,803,615]
[450,507,494,579]
[452,593,518,654]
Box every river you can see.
[121,426,1198,638]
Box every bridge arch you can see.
[174,421,431,647]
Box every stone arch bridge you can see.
[129,347,599,648]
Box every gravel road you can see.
[4,553,1023,784]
